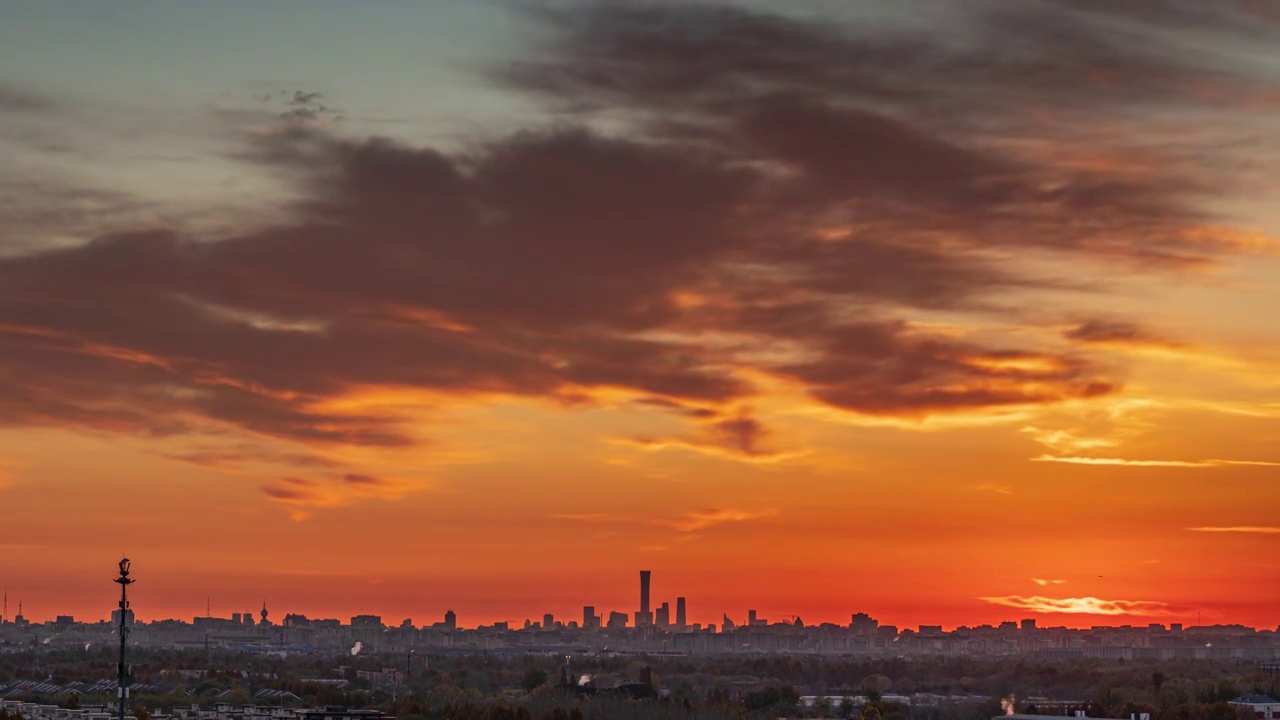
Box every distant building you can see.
[1021,619,1036,630]
[636,571,652,627]
[676,597,686,628]
[583,606,599,630]
[297,708,386,720]
[444,610,456,630]
[850,612,878,635]
[1229,695,1280,720]
[351,615,383,629]
[284,613,310,628]
[656,602,670,627]
[607,611,628,629]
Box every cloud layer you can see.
[1,0,1276,506]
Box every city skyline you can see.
[2,1,1279,631]
[0,567,1273,631]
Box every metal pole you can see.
[115,559,134,720]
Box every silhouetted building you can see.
[543,613,555,629]
[851,612,878,635]
[1021,618,1036,630]
[444,610,456,630]
[583,606,599,630]
[351,614,383,629]
[608,611,628,629]
[676,597,686,628]
[656,602,670,627]
[636,570,653,627]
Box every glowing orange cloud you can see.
[664,508,778,533]
[980,596,1172,616]
[1032,455,1280,468]
[1187,526,1280,534]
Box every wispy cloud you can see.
[1032,578,1066,586]
[552,513,623,524]
[1032,455,1280,468]
[969,483,1013,495]
[552,508,779,534]
[261,472,416,520]
[1188,526,1280,534]
[980,595,1171,616]
[664,508,778,533]
[1021,426,1120,453]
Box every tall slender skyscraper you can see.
[637,570,652,627]
[676,597,686,628]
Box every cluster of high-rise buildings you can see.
[2,571,1277,659]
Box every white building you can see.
[1230,695,1280,720]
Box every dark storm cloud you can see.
[0,1,1267,454]
[0,127,754,445]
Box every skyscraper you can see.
[676,597,686,628]
[636,570,653,627]
[444,610,456,630]
[583,605,598,630]
[656,601,670,627]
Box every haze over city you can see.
[2,0,1279,634]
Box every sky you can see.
[1,0,1279,631]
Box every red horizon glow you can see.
[1,1,1278,633]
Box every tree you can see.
[131,705,151,720]
[522,668,549,693]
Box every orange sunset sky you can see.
[1,1,1278,631]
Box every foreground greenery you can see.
[0,648,1275,720]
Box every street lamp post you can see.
[114,558,134,720]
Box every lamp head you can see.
[118,558,131,576]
